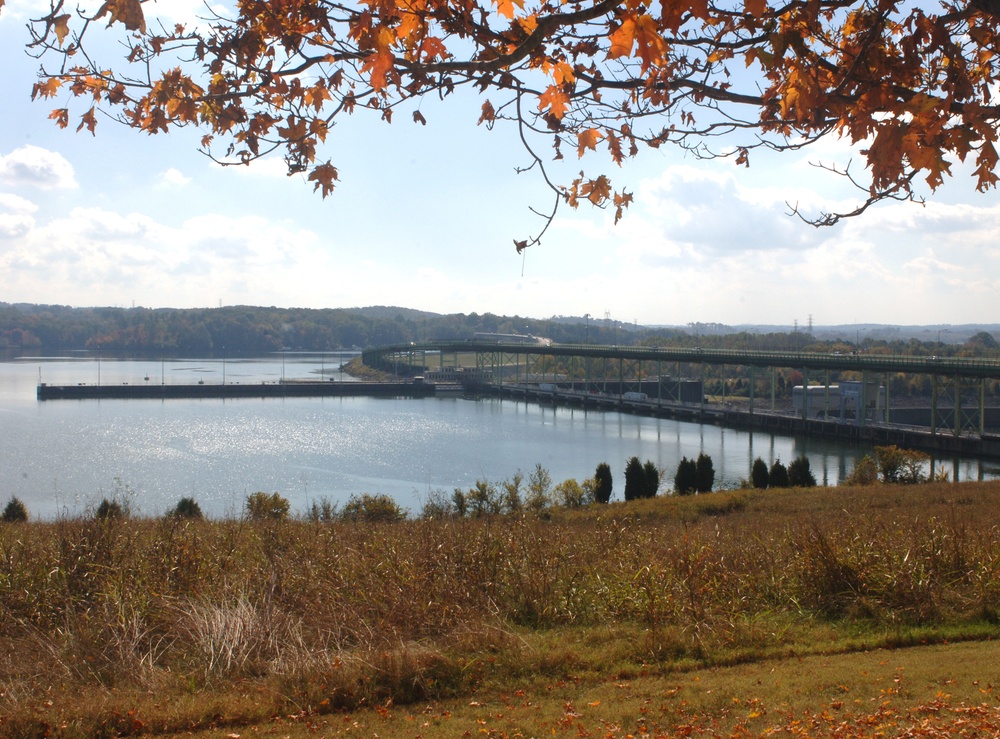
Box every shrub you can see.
[466,480,502,517]
[696,453,715,493]
[593,462,613,504]
[94,498,127,520]
[526,463,552,511]
[844,455,879,486]
[169,496,203,519]
[419,489,454,519]
[555,478,589,507]
[340,493,406,522]
[751,457,769,489]
[769,460,790,488]
[501,472,524,514]
[2,496,28,523]
[788,456,818,487]
[245,491,290,521]
[674,457,698,496]
[874,445,930,485]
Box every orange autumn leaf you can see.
[49,108,70,129]
[31,77,63,100]
[53,14,71,45]
[974,139,1000,191]
[576,128,603,156]
[495,0,524,20]
[309,162,339,197]
[95,0,145,32]
[607,16,638,60]
[277,116,307,141]
[613,190,632,223]
[608,15,666,69]
[580,174,611,205]
[77,107,98,134]
[538,85,570,119]
[744,0,768,18]
[478,100,495,125]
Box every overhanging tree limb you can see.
[15,0,1000,241]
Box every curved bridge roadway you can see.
[364,341,1000,452]
[365,340,1000,378]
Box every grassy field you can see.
[3,480,1000,737]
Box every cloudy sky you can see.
[1,0,998,328]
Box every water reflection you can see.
[1,356,996,518]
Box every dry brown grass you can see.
[1,480,1000,736]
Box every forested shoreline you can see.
[2,302,998,358]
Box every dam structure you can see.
[363,341,1000,459]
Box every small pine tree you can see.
[594,462,613,504]
[750,457,769,489]
[2,497,28,523]
[624,456,645,501]
[169,496,203,519]
[95,498,127,520]
[307,496,339,522]
[696,453,715,493]
[642,460,660,498]
[769,460,790,488]
[451,488,468,517]
[674,457,698,495]
[788,456,818,487]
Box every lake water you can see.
[2,355,996,518]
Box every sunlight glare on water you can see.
[1,356,994,518]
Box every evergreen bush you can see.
[2,497,28,523]
[751,457,769,489]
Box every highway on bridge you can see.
[363,341,1000,454]
[364,341,1000,379]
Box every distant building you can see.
[423,366,492,385]
[793,381,885,423]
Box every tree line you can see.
[2,303,996,362]
[1,444,942,525]
[0,303,673,354]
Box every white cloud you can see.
[232,157,294,179]
[0,146,77,190]
[0,0,52,23]
[0,193,38,215]
[0,193,38,240]
[161,168,192,186]
[0,214,34,239]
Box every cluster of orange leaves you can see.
[17,0,1000,232]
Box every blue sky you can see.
[1,0,998,327]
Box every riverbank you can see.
[3,480,1000,737]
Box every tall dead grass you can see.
[1,481,1000,732]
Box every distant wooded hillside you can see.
[0,303,996,359]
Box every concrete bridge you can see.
[363,341,1000,457]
